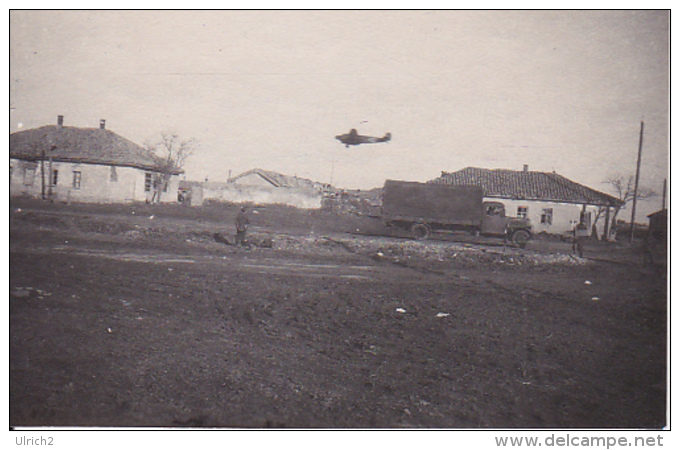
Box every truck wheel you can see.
[512,229,530,248]
[411,223,430,241]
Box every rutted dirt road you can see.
[10,201,667,428]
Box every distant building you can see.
[10,116,181,204]
[647,209,667,241]
[430,166,623,236]
[182,168,326,209]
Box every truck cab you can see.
[481,201,532,247]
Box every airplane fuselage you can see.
[335,129,391,147]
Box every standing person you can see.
[573,216,589,258]
[235,206,250,247]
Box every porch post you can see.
[47,153,53,199]
[603,206,610,241]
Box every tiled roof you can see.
[231,168,321,189]
[10,125,179,174]
[430,167,623,207]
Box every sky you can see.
[9,10,669,219]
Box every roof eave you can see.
[483,193,623,207]
[10,155,182,175]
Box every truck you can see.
[380,180,532,247]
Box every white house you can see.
[430,166,624,237]
[10,116,181,204]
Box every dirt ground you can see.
[9,199,667,428]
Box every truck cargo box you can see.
[381,180,484,226]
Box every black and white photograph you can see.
[8,9,669,439]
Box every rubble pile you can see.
[12,207,588,266]
[268,234,589,267]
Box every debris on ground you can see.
[11,287,52,299]
[11,287,31,298]
[256,237,274,248]
[213,233,232,245]
[268,235,593,268]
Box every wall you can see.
[487,197,607,236]
[201,184,322,209]
[10,158,179,204]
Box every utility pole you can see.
[662,178,667,210]
[629,120,644,243]
[40,149,46,200]
[330,161,335,187]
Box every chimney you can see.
[57,115,64,128]
[99,119,106,130]
[523,164,529,172]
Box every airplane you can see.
[335,129,391,148]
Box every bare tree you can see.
[145,131,197,203]
[604,173,657,237]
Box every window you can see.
[23,167,35,186]
[486,204,504,216]
[162,178,168,192]
[144,172,153,192]
[540,208,553,225]
[72,171,82,189]
[51,169,59,186]
[110,166,118,182]
[517,206,528,219]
